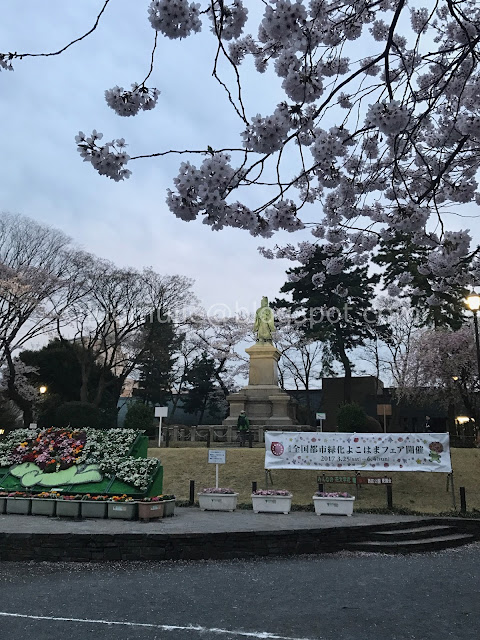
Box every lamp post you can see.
[466,294,480,378]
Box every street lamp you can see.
[39,385,47,395]
[466,294,480,378]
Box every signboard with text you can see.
[266,432,452,473]
[208,450,226,464]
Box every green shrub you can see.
[124,402,155,436]
[55,401,102,429]
[336,403,368,432]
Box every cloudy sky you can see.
[0,0,315,318]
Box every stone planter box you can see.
[162,499,176,517]
[81,501,108,519]
[138,501,164,521]
[107,502,138,520]
[198,493,238,512]
[31,498,56,517]
[251,494,292,514]
[6,497,31,515]
[56,500,82,518]
[313,495,355,516]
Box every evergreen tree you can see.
[182,353,222,424]
[373,233,469,330]
[135,314,184,406]
[276,246,389,402]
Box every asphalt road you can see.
[0,544,478,640]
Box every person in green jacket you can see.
[237,410,250,447]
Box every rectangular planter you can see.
[6,497,31,515]
[31,498,56,517]
[251,494,292,514]
[56,500,81,518]
[81,501,108,519]
[162,499,176,517]
[198,493,238,512]
[107,502,138,520]
[138,502,164,521]
[313,495,355,516]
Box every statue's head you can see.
[261,296,268,307]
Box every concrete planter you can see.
[138,501,164,521]
[251,494,292,514]
[81,501,108,519]
[31,498,56,517]
[56,500,82,518]
[6,497,31,515]
[162,499,176,517]
[107,501,138,520]
[313,495,355,516]
[198,493,238,512]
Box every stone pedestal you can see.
[223,343,297,427]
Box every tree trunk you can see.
[336,338,352,403]
[4,347,34,427]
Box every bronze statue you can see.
[254,296,275,343]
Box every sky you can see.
[0,0,313,318]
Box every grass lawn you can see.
[148,446,480,514]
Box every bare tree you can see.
[0,212,86,423]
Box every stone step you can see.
[368,525,455,541]
[346,533,475,554]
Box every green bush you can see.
[124,402,155,436]
[55,401,102,429]
[336,403,368,432]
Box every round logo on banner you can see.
[271,442,284,456]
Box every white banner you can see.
[265,432,452,473]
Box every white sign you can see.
[208,450,226,464]
[265,432,452,473]
[316,413,326,420]
[154,406,168,418]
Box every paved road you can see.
[0,544,478,640]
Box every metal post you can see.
[317,482,324,493]
[248,430,253,448]
[450,472,457,510]
[252,481,257,493]
[473,311,480,377]
[460,486,467,514]
[386,485,393,509]
[165,429,170,448]
[206,431,211,448]
[189,480,195,505]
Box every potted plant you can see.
[31,491,59,516]
[160,494,176,517]
[5,491,31,515]
[137,496,165,522]
[197,487,238,512]
[56,494,83,518]
[80,494,109,519]
[0,491,8,514]
[312,491,355,516]
[251,489,293,514]
[107,494,138,520]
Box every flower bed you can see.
[0,427,161,495]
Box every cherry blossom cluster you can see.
[105,84,160,117]
[75,131,131,182]
[4,0,480,309]
[208,0,248,40]
[148,0,202,39]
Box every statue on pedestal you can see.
[254,296,275,344]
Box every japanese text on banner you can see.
[265,432,452,473]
